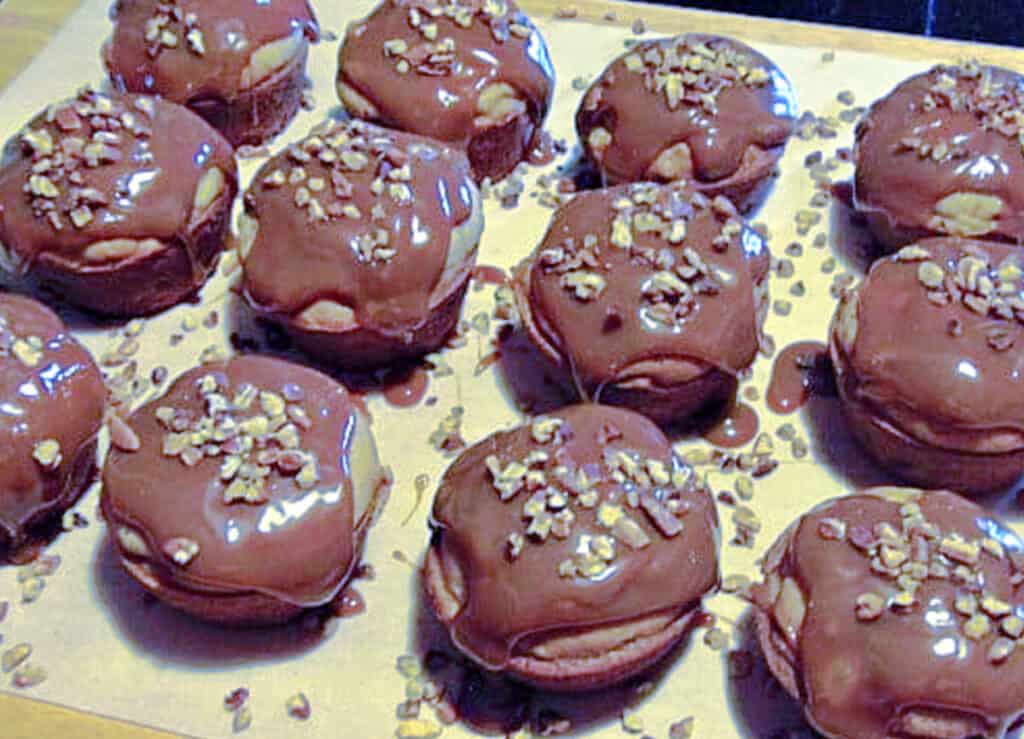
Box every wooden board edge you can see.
[0,692,185,739]
[0,0,84,90]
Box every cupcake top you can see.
[756,488,1024,739]
[102,355,380,607]
[834,238,1024,444]
[0,293,105,545]
[0,88,236,272]
[240,118,481,332]
[855,62,1024,242]
[576,34,796,185]
[336,0,554,148]
[517,182,769,394]
[430,403,719,669]
[105,0,319,101]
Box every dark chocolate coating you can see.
[0,293,105,549]
[336,0,554,181]
[427,404,719,677]
[753,488,1024,739]
[576,35,795,211]
[102,355,376,609]
[0,88,238,316]
[855,63,1024,250]
[513,182,769,427]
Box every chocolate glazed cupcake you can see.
[0,293,105,554]
[512,182,770,428]
[576,35,796,213]
[336,0,554,182]
[0,88,237,317]
[101,355,389,625]
[239,119,483,369]
[831,238,1024,494]
[424,404,720,690]
[855,62,1024,252]
[105,0,319,147]
[752,487,1024,739]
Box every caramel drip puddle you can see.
[766,340,830,415]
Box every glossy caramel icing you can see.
[429,404,719,669]
[855,62,1024,244]
[833,238,1024,452]
[0,88,236,275]
[516,182,769,400]
[755,488,1024,739]
[241,119,480,334]
[576,34,795,186]
[102,355,372,607]
[105,0,318,101]
[336,0,554,171]
[0,293,105,547]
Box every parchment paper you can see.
[0,1,1016,737]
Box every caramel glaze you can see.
[472,264,509,287]
[576,35,795,185]
[754,489,1024,739]
[430,404,720,670]
[242,119,479,335]
[834,238,1024,453]
[766,340,828,415]
[0,293,105,547]
[701,401,758,448]
[105,0,319,102]
[0,89,237,276]
[517,182,769,403]
[102,355,365,607]
[336,0,554,165]
[855,63,1024,243]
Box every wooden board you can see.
[0,0,81,89]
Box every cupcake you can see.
[831,238,1024,494]
[424,404,720,690]
[101,355,389,625]
[0,293,105,554]
[855,62,1024,252]
[576,34,796,212]
[336,0,555,182]
[752,487,1024,739]
[104,0,319,147]
[239,119,483,369]
[512,181,770,428]
[0,88,237,317]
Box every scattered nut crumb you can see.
[286,692,311,720]
[669,716,695,738]
[2,643,31,673]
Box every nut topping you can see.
[31,439,62,471]
[539,183,743,332]
[254,120,439,267]
[814,497,1024,665]
[909,245,1024,350]
[379,0,537,77]
[18,88,154,232]
[155,372,321,505]
[143,1,207,59]
[620,37,773,115]
[162,537,200,566]
[485,416,703,580]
